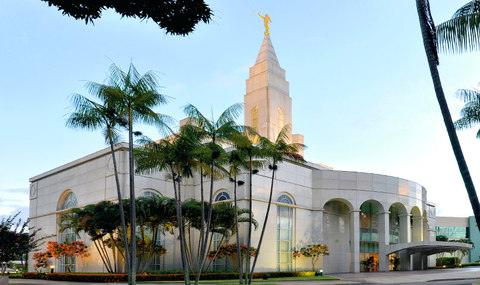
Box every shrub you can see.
[436,257,459,267]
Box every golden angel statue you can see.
[257,12,272,35]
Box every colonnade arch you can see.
[359,200,385,272]
[410,206,423,242]
[321,199,426,273]
[323,199,353,273]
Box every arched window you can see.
[277,194,294,271]
[59,192,77,211]
[215,191,231,202]
[140,190,160,198]
[58,192,78,272]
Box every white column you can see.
[312,210,324,243]
[350,210,360,273]
[399,213,411,243]
[378,211,390,272]
[412,216,423,242]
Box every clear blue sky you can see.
[2,0,480,222]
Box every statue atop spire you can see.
[255,11,271,35]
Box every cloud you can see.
[0,188,29,216]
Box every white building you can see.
[29,34,469,274]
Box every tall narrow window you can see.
[58,192,78,272]
[278,108,284,130]
[213,191,231,270]
[138,191,164,270]
[252,106,259,143]
[252,107,258,131]
[277,194,294,271]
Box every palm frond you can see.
[437,1,480,53]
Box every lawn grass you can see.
[137,275,338,283]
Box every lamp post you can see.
[50,265,54,273]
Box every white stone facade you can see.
[28,35,437,274]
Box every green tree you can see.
[416,0,480,232]
[66,91,130,274]
[60,201,123,273]
[0,213,50,273]
[183,103,242,284]
[40,0,212,35]
[248,125,304,284]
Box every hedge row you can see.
[21,271,301,282]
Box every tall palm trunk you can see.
[245,158,253,283]
[233,172,243,284]
[248,160,276,284]
[172,170,191,285]
[128,108,137,285]
[108,138,130,273]
[416,0,480,230]
[195,156,216,284]
[194,170,205,284]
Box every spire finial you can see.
[255,11,272,35]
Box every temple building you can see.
[28,33,471,274]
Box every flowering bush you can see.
[32,252,52,270]
[292,243,329,271]
[208,243,256,259]
[20,271,302,282]
[32,241,88,272]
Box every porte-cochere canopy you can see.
[387,241,472,256]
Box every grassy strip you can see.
[137,276,338,283]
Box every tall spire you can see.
[255,35,279,66]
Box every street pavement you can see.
[8,267,480,284]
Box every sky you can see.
[1,0,480,222]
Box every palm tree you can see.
[225,139,248,284]
[88,63,171,284]
[454,88,480,136]
[234,130,264,282]
[416,0,480,231]
[66,93,131,273]
[436,1,480,53]
[135,128,198,285]
[183,103,242,284]
[247,125,304,284]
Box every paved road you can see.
[8,267,480,284]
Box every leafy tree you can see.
[32,241,88,273]
[415,0,480,232]
[40,0,212,35]
[60,201,122,273]
[0,213,50,273]
[292,244,329,271]
[248,125,304,284]
[436,235,449,241]
[207,243,256,271]
[66,89,130,274]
